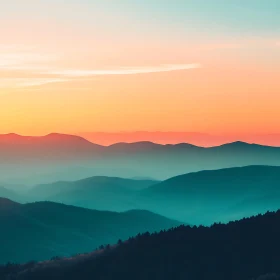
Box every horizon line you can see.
[0,132,279,149]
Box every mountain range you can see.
[0,133,280,185]
[28,176,157,211]
[79,131,280,147]
[6,165,279,225]
[1,133,280,279]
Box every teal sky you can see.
[2,0,280,37]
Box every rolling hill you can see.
[2,210,280,280]
[140,165,280,224]
[0,198,181,264]
[24,166,280,225]
[28,176,157,211]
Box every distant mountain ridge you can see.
[1,132,278,150]
[0,133,280,184]
[0,133,102,159]
[79,131,280,147]
[0,133,98,148]
[0,132,94,143]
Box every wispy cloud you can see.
[0,44,38,52]
[0,64,201,88]
[18,78,70,87]
[0,44,56,72]
[0,44,201,88]
[0,53,56,70]
[0,78,69,88]
[46,64,201,77]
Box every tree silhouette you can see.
[2,210,280,280]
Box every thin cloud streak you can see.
[0,44,38,51]
[0,44,57,72]
[19,78,70,87]
[46,64,202,77]
[0,64,201,89]
[0,78,69,88]
[0,53,56,69]
[0,44,201,87]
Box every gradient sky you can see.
[0,0,279,137]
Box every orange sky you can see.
[0,1,279,140]
[1,60,279,136]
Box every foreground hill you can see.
[140,165,280,224]
[0,133,280,185]
[2,211,280,280]
[0,198,181,264]
[28,176,157,211]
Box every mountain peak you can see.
[0,197,20,209]
[217,141,262,148]
[0,133,23,141]
[232,141,251,145]
[0,133,102,148]
[223,141,250,146]
[5,133,21,137]
[110,141,159,147]
[108,141,160,151]
[44,133,88,141]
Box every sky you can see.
[0,0,279,142]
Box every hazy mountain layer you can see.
[0,187,23,203]
[0,198,181,264]
[28,176,157,211]
[0,133,280,185]
[22,166,280,225]
[140,165,280,224]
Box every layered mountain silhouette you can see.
[23,166,280,225]
[28,176,157,211]
[2,210,280,280]
[0,198,181,264]
[0,187,23,203]
[0,133,102,160]
[1,134,279,279]
[1,133,280,185]
[140,165,280,224]
[79,131,280,147]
